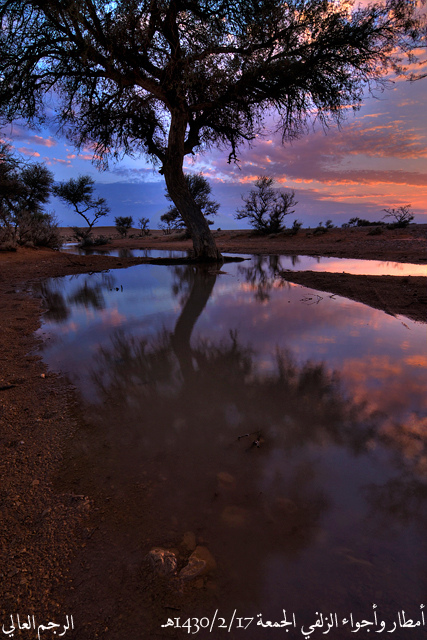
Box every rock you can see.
[191,546,216,573]
[146,548,177,576]
[179,546,216,581]
[181,531,196,552]
[179,556,206,581]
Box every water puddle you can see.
[61,244,427,276]
[62,243,189,260]
[35,257,427,636]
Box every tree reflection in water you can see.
[43,262,426,637]
[36,272,116,323]
[67,266,389,612]
[237,255,293,301]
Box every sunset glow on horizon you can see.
[2,57,426,229]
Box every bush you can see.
[367,226,384,235]
[282,219,303,236]
[313,222,328,235]
[235,176,297,234]
[347,217,385,227]
[79,235,111,248]
[17,211,62,249]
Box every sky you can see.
[1,57,426,230]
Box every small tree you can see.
[235,177,297,234]
[115,216,133,238]
[0,143,60,248]
[53,175,109,241]
[161,174,219,231]
[138,217,150,237]
[383,205,414,228]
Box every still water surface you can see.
[62,244,427,276]
[36,256,427,636]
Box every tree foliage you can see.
[0,143,61,248]
[53,175,109,239]
[236,176,297,234]
[161,173,219,230]
[0,0,423,257]
[115,216,134,237]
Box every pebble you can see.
[146,548,177,576]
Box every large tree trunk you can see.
[163,110,222,261]
[171,266,217,378]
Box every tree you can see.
[161,173,219,231]
[0,0,423,259]
[115,216,133,237]
[0,143,61,248]
[138,216,150,236]
[53,175,109,240]
[383,204,414,227]
[236,176,297,234]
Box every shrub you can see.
[283,219,303,236]
[367,226,383,235]
[313,222,328,235]
[79,235,111,248]
[347,217,385,227]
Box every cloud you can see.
[201,113,427,189]
[17,147,41,157]
[43,156,72,166]
[109,166,161,183]
[1,124,58,148]
[30,134,57,148]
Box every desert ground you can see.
[0,225,425,634]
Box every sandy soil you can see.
[0,226,425,636]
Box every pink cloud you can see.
[43,156,72,166]
[31,134,57,148]
[17,147,40,157]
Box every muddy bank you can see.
[279,271,427,323]
[0,248,154,625]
